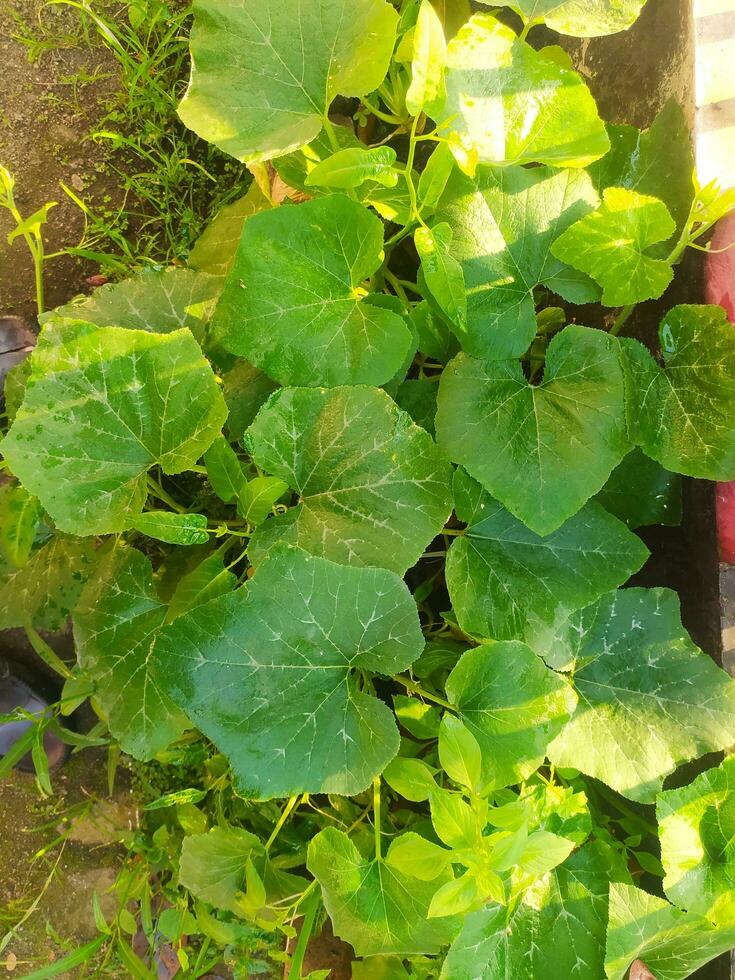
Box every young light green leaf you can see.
[129,511,209,546]
[383,757,437,802]
[213,195,412,387]
[436,326,629,535]
[437,14,609,168]
[477,0,646,37]
[430,790,482,849]
[406,1,446,118]
[439,715,482,791]
[204,435,246,503]
[415,224,467,331]
[189,183,272,280]
[178,0,399,162]
[308,827,458,956]
[446,642,576,791]
[442,842,620,979]
[393,696,441,740]
[0,483,41,569]
[418,143,455,213]
[152,545,424,798]
[2,322,227,536]
[237,476,288,527]
[386,832,451,881]
[622,305,735,480]
[179,827,262,913]
[657,755,735,925]
[550,187,675,306]
[434,163,599,359]
[595,448,682,529]
[73,543,188,760]
[547,588,735,803]
[0,536,98,631]
[517,831,575,877]
[604,883,735,980]
[245,386,453,575]
[304,147,398,189]
[447,468,648,641]
[39,269,221,345]
[428,874,479,918]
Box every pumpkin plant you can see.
[3,0,735,976]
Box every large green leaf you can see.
[445,642,576,791]
[546,588,735,803]
[245,386,453,574]
[152,545,424,798]
[622,305,735,480]
[188,183,271,280]
[212,195,412,388]
[442,843,618,979]
[657,755,735,924]
[436,325,629,535]
[590,100,694,238]
[179,827,263,913]
[434,163,599,358]
[2,321,227,535]
[178,0,398,162]
[39,269,221,344]
[0,536,98,631]
[73,543,189,760]
[595,448,682,529]
[447,468,648,641]
[478,0,646,37]
[604,883,735,980]
[437,14,609,168]
[550,187,675,306]
[307,827,458,956]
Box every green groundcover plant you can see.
[4,0,735,976]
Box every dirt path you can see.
[0,0,119,319]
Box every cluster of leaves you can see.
[4,0,735,976]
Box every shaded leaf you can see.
[152,545,424,798]
[189,183,271,279]
[245,386,453,574]
[595,449,682,529]
[179,826,262,913]
[0,536,98,631]
[436,325,629,535]
[447,468,648,641]
[478,0,646,37]
[73,543,188,759]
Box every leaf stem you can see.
[361,96,405,126]
[391,674,455,711]
[265,794,302,852]
[145,475,186,513]
[24,623,72,680]
[373,777,382,861]
[289,888,320,979]
[610,304,635,336]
